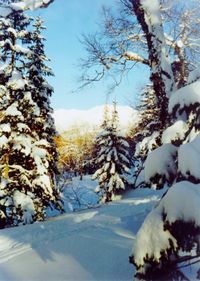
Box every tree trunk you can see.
[129,0,174,130]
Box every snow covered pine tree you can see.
[93,103,131,202]
[132,85,160,188]
[0,4,62,227]
[131,77,200,280]
[128,0,200,278]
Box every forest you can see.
[0,0,200,280]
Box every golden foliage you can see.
[55,125,97,173]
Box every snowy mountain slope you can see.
[53,105,138,133]
[0,176,163,281]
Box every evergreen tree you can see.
[130,85,161,188]
[27,17,61,210]
[101,103,109,130]
[129,0,200,277]
[136,85,160,142]
[88,104,110,176]
[0,7,61,227]
[93,103,131,202]
[130,73,200,278]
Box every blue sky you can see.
[33,0,149,110]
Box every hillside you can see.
[53,105,138,133]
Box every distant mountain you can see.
[53,105,138,133]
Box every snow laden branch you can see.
[24,0,54,9]
[122,51,149,65]
[0,0,54,16]
[131,181,200,278]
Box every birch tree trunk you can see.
[129,0,175,130]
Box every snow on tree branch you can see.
[13,0,54,10]
[131,181,200,272]
[122,51,149,65]
[0,0,54,15]
[131,0,175,94]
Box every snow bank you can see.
[0,177,164,281]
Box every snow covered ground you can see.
[0,176,198,281]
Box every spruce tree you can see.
[130,73,200,279]
[27,17,61,211]
[131,85,161,187]
[93,103,130,202]
[101,103,109,130]
[0,7,61,227]
[136,85,160,142]
[128,0,200,277]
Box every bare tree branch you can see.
[78,0,200,92]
